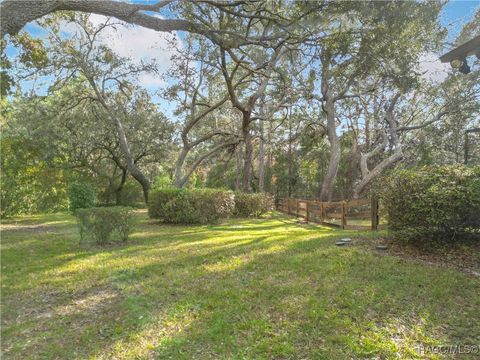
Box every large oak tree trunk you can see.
[111,113,150,203]
[235,143,243,191]
[320,100,340,201]
[87,76,151,203]
[174,147,189,188]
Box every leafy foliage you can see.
[68,182,96,212]
[148,188,235,224]
[117,179,144,207]
[378,165,480,241]
[76,206,135,245]
[233,192,274,218]
[0,110,69,217]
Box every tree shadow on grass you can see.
[148,238,480,359]
[2,212,479,359]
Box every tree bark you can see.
[0,0,278,47]
[258,108,266,192]
[352,93,404,199]
[235,143,243,191]
[177,141,236,188]
[114,115,150,203]
[319,99,340,201]
[287,120,293,198]
[353,150,402,198]
[1,0,193,38]
[115,167,127,205]
[87,76,151,203]
[174,147,189,187]
[242,111,253,192]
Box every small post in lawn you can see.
[341,202,346,229]
[371,197,379,231]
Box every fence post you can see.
[341,202,346,229]
[371,197,379,231]
[306,201,310,222]
[296,199,300,217]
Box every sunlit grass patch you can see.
[1,211,479,359]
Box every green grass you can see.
[1,211,479,359]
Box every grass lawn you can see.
[1,211,479,359]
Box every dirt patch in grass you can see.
[0,223,62,235]
[354,234,480,277]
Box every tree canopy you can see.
[1,1,479,216]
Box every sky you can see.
[441,0,479,44]
[6,0,480,118]
[418,0,479,83]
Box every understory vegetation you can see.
[379,165,480,242]
[76,206,135,245]
[148,189,273,224]
[1,212,479,359]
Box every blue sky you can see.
[441,0,479,46]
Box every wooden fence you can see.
[275,197,379,231]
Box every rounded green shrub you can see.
[378,165,480,241]
[148,188,235,224]
[76,206,135,245]
[68,182,96,212]
[233,192,274,218]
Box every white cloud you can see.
[418,52,451,84]
[89,14,181,89]
[87,14,182,88]
[24,14,181,89]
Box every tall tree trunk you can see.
[113,115,150,203]
[320,100,340,201]
[267,118,273,170]
[174,147,189,187]
[235,143,243,191]
[242,111,253,192]
[87,76,150,203]
[287,121,293,198]
[115,168,127,205]
[258,118,265,192]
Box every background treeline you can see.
[1,2,479,217]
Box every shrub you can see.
[119,179,144,207]
[76,206,135,245]
[68,182,96,213]
[148,188,235,224]
[233,192,274,218]
[378,165,480,242]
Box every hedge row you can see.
[232,192,274,217]
[378,165,480,242]
[76,206,135,245]
[148,189,274,224]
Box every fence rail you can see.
[275,197,379,231]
